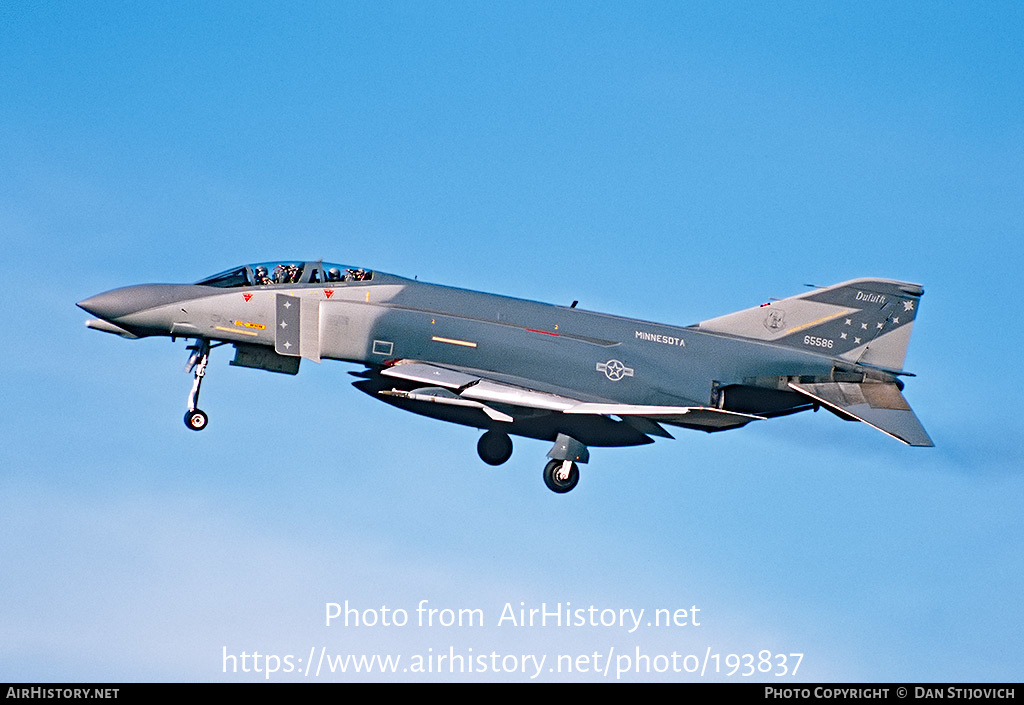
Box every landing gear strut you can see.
[184,339,210,431]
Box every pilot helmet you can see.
[255,266,268,276]
[328,268,340,280]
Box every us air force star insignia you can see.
[597,359,634,381]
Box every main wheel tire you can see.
[184,409,209,431]
[477,430,513,466]
[543,459,579,493]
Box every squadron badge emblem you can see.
[763,308,786,331]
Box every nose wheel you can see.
[184,339,211,431]
[185,409,209,431]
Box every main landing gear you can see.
[184,339,213,431]
[477,430,589,494]
[543,459,580,494]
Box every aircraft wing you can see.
[378,361,764,432]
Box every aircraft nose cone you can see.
[77,284,195,322]
[77,289,138,321]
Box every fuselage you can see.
[79,265,835,410]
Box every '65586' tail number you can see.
[804,335,834,349]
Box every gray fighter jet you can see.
[78,261,932,493]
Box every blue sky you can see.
[1,1,1021,682]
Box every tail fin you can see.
[696,278,924,372]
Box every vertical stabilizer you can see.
[696,278,924,371]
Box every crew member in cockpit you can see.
[254,266,272,285]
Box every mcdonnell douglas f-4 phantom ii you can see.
[78,260,932,493]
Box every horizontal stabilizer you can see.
[788,381,933,447]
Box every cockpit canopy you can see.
[196,261,373,288]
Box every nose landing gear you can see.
[184,339,211,431]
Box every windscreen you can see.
[195,266,251,288]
